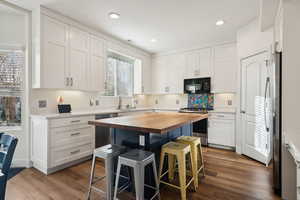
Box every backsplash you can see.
[188,94,214,109]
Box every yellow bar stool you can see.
[176,136,205,189]
[158,142,196,200]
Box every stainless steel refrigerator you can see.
[272,51,282,195]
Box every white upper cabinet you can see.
[212,44,237,93]
[151,54,185,94]
[185,48,212,78]
[69,26,90,90]
[41,14,69,89]
[88,35,105,92]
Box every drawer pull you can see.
[70,120,81,123]
[70,149,80,155]
[70,132,80,136]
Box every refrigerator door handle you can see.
[264,77,270,132]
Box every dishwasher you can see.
[95,113,118,148]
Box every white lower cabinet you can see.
[208,113,235,147]
[31,115,95,174]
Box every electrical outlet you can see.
[227,100,232,106]
[155,99,158,104]
[176,99,180,105]
[38,100,47,109]
[89,99,94,106]
[139,135,145,146]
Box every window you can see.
[0,50,24,127]
[105,51,135,96]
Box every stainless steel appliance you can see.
[95,113,118,148]
[273,51,282,195]
[184,77,211,94]
[179,107,208,146]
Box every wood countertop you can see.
[89,112,208,134]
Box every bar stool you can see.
[158,142,196,200]
[87,144,126,200]
[176,136,205,188]
[114,149,160,200]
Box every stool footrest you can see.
[91,186,106,194]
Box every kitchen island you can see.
[89,112,208,198]
[89,112,208,151]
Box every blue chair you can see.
[0,133,18,200]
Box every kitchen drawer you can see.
[209,113,235,120]
[50,143,92,168]
[50,115,94,128]
[50,126,93,148]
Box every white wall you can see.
[236,18,274,153]
[147,93,236,109]
[0,10,29,167]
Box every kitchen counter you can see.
[89,112,208,134]
[30,107,235,119]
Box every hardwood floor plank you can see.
[6,147,281,200]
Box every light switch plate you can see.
[155,99,158,104]
[176,99,180,105]
[227,100,232,106]
[139,135,145,146]
[38,100,47,109]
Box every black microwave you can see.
[184,77,211,94]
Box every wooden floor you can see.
[7,147,281,200]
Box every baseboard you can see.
[12,159,31,168]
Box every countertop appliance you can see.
[184,77,211,94]
[179,107,208,146]
[273,51,282,195]
[95,113,118,148]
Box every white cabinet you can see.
[151,54,185,94]
[212,44,237,93]
[69,26,90,90]
[31,115,95,174]
[41,14,69,89]
[88,35,105,92]
[141,56,152,94]
[37,14,108,91]
[185,48,212,78]
[208,113,235,147]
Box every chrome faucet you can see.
[117,96,122,110]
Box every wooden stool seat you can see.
[176,136,205,188]
[159,142,196,200]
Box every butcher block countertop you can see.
[89,112,208,134]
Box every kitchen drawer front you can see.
[50,115,94,128]
[50,143,92,168]
[209,113,235,120]
[50,126,93,148]
[208,119,235,147]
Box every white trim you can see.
[0,44,25,51]
[11,159,31,168]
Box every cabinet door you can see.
[152,57,167,94]
[41,15,69,89]
[69,27,89,90]
[213,44,237,93]
[168,54,185,93]
[208,119,235,147]
[89,36,105,92]
[141,57,152,94]
[198,48,212,77]
[185,51,199,78]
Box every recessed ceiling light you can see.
[109,12,120,19]
[151,38,157,43]
[216,20,225,26]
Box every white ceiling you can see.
[5,0,260,53]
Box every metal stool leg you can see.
[113,160,122,200]
[87,154,96,200]
[134,165,145,200]
[152,158,160,200]
[105,157,114,200]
